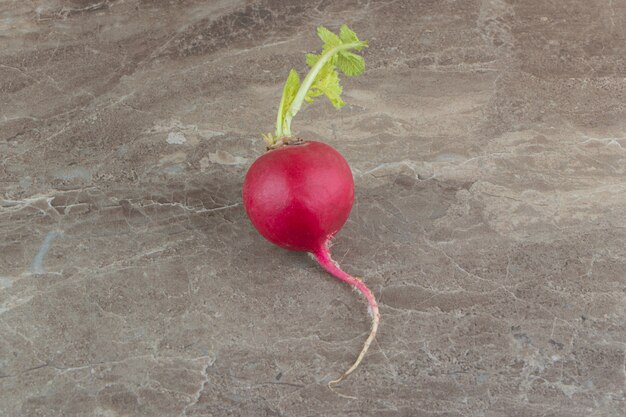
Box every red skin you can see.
[243,141,354,253]
[242,140,379,391]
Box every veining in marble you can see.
[1,0,626,416]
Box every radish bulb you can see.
[242,25,379,391]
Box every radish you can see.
[242,25,379,391]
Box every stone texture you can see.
[1,0,626,416]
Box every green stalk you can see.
[274,89,288,139]
[277,42,363,138]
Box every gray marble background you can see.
[1,0,626,416]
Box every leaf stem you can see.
[274,90,288,139]
[278,42,364,138]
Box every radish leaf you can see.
[317,26,342,48]
[336,51,365,76]
[272,69,300,140]
[271,25,368,141]
[339,25,364,49]
[306,60,345,109]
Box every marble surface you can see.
[1,0,626,416]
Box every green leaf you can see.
[336,50,365,76]
[305,61,345,109]
[339,24,360,46]
[306,53,320,68]
[317,26,341,48]
[275,68,300,137]
[283,68,300,106]
[273,24,368,138]
[307,26,364,108]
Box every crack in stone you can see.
[177,362,212,417]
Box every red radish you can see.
[242,25,379,391]
[243,141,354,252]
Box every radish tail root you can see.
[313,243,380,391]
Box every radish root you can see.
[314,242,380,394]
